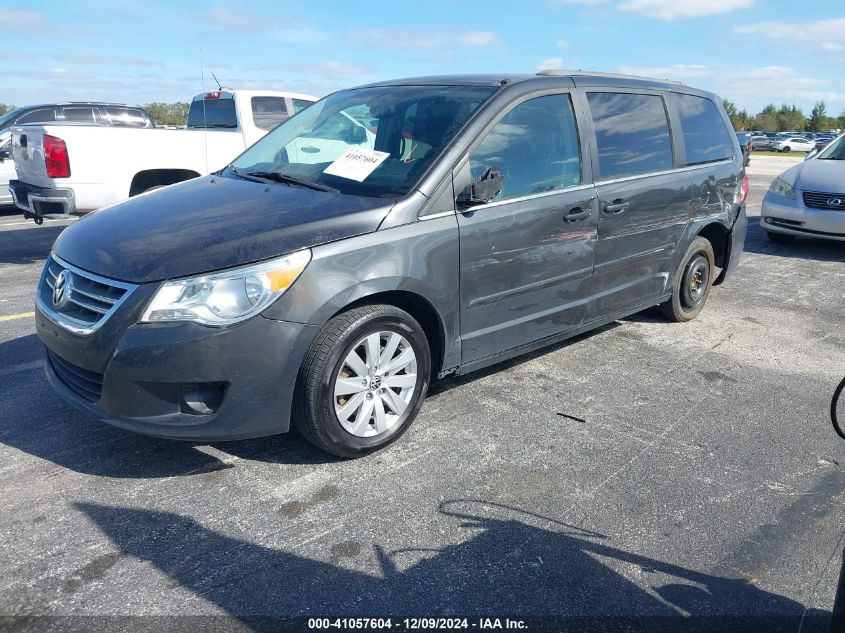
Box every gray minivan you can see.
[35,72,748,457]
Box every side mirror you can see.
[457,167,504,207]
[805,149,818,161]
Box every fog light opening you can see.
[180,383,226,416]
[764,217,773,224]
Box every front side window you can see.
[469,94,581,203]
[230,85,495,198]
[106,107,148,128]
[293,99,314,113]
[251,97,288,131]
[587,92,673,180]
[675,94,733,165]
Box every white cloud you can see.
[348,29,501,49]
[616,63,845,112]
[618,0,754,20]
[734,19,845,53]
[557,39,569,48]
[536,58,566,72]
[201,7,327,42]
[0,9,88,36]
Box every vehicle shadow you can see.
[742,216,845,264]
[0,335,335,478]
[429,322,622,397]
[0,221,67,265]
[71,498,829,631]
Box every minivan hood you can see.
[53,175,393,283]
[794,159,845,193]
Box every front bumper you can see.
[36,304,319,441]
[10,179,76,221]
[761,192,845,241]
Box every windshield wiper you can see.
[244,170,339,193]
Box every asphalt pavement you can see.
[0,155,843,631]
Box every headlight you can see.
[140,249,311,326]
[768,178,796,200]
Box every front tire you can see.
[782,146,791,153]
[293,304,431,458]
[660,237,715,322]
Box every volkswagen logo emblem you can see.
[52,270,72,308]
[828,198,843,207]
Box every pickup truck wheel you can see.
[659,237,715,323]
[293,305,431,458]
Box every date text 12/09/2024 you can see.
[307,618,528,630]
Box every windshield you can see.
[228,85,496,197]
[817,135,845,160]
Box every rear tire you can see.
[766,231,796,244]
[659,237,715,322]
[293,304,431,458]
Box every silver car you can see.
[761,134,845,243]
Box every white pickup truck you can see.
[9,89,317,223]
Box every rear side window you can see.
[251,97,288,131]
[106,107,149,128]
[187,99,237,129]
[63,107,100,123]
[586,92,673,180]
[292,99,314,113]
[675,94,733,164]
[469,94,581,202]
[16,108,56,125]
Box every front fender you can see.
[262,215,461,371]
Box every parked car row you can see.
[4,90,317,220]
[747,130,838,153]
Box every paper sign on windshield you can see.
[323,148,389,182]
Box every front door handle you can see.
[565,207,591,223]
[602,199,630,215]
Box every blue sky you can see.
[2,0,844,115]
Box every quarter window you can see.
[469,94,581,203]
[586,92,673,180]
[675,94,733,164]
[106,107,149,128]
[251,97,288,131]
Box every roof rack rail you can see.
[536,69,686,85]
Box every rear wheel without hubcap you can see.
[659,237,715,322]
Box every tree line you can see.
[3,99,844,132]
[723,100,842,132]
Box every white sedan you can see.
[774,137,815,153]
[0,133,13,206]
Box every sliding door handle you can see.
[602,199,630,215]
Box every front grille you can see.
[803,191,845,211]
[47,350,104,402]
[38,255,136,335]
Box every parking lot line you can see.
[0,311,35,322]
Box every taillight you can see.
[739,173,749,205]
[204,91,221,100]
[43,134,70,178]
